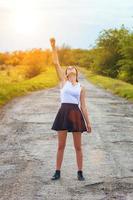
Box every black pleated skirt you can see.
[51,103,87,133]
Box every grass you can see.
[1,64,133,108]
[79,67,133,102]
[0,65,59,108]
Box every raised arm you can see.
[50,38,66,82]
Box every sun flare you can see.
[14,11,38,35]
[13,1,40,35]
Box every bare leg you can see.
[55,130,67,170]
[72,132,83,171]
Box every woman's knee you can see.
[58,143,66,151]
[74,145,82,152]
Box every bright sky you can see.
[0,0,133,52]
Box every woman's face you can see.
[66,66,77,77]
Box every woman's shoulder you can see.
[59,79,68,89]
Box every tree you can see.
[117,32,133,83]
[95,25,129,77]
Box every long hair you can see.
[65,66,78,82]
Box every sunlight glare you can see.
[13,0,40,35]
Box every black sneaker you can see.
[77,170,85,181]
[51,170,61,180]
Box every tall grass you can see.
[79,67,133,102]
[0,65,59,107]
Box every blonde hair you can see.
[65,66,78,82]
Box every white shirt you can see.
[60,80,81,105]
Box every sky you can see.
[0,0,133,52]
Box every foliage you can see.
[0,25,133,85]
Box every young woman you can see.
[50,38,92,181]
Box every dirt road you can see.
[0,72,133,200]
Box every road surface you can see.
[0,72,133,200]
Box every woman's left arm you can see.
[80,86,92,133]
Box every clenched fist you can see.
[50,37,56,49]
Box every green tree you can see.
[117,32,133,83]
[96,25,129,77]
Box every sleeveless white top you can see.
[60,80,81,105]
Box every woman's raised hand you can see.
[50,37,56,49]
[49,37,60,65]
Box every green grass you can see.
[79,67,133,102]
[1,64,133,108]
[0,65,59,107]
